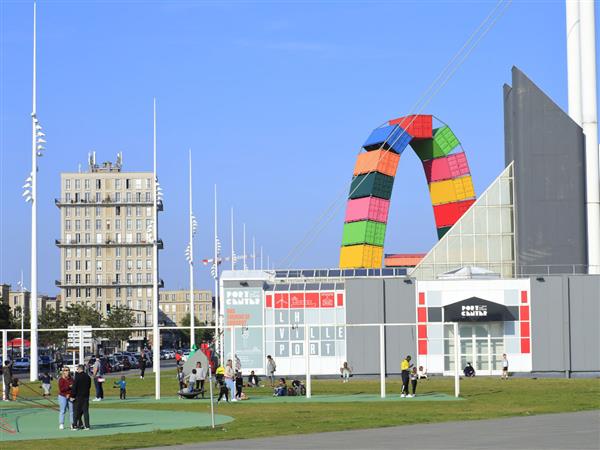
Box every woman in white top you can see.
[501,354,509,380]
[224,359,236,401]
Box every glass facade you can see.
[411,163,515,280]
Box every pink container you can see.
[423,153,470,182]
[345,197,390,223]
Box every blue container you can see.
[363,125,412,154]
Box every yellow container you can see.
[339,244,383,268]
[429,175,475,205]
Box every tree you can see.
[101,306,134,343]
[180,314,214,345]
[64,304,102,338]
[39,308,68,347]
[9,306,30,330]
[0,303,11,329]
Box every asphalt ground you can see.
[139,410,600,450]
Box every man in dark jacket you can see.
[2,360,13,401]
[71,364,91,429]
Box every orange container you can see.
[353,150,400,177]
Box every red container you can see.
[344,197,390,223]
[389,115,433,139]
[433,199,475,228]
[423,152,470,182]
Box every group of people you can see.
[400,356,428,397]
[57,364,93,430]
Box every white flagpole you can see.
[188,149,195,348]
[231,207,235,270]
[152,98,160,399]
[252,237,256,270]
[243,223,247,270]
[214,185,220,357]
[20,270,24,357]
[260,246,263,270]
[29,0,39,382]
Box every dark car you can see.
[39,355,54,369]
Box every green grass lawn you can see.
[2,371,599,449]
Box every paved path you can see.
[140,410,600,450]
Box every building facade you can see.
[56,155,163,327]
[158,289,214,326]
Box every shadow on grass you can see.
[89,422,150,430]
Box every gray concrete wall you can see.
[383,278,416,374]
[504,67,587,274]
[345,278,384,374]
[531,275,600,374]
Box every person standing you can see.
[139,353,146,379]
[91,356,104,401]
[409,366,418,397]
[58,367,74,430]
[266,355,276,387]
[340,362,352,383]
[175,351,182,367]
[224,359,236,402]
[194,362,206,397]
[501,354,509,380]
[71,364,91,430]
[40,371,52,397]
[400,355,413,398]
[2,360,13,401]
[114,376,127,400]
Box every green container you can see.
[342,220,387,246]
[410,126,460,161]
[437,226,451,239]
[349,172,394,200]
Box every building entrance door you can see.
[444,322,504,375]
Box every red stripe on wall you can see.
[418,324,428,339]
[521,338,530,353]
[418,339,428,355]
[417,307,427,323]
[520,291,528,303]
[418,292,425,305]
[337,293,344,307]
[519,305,530,321]
[520,321,530,338]
[266,294,272,308]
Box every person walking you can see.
[91,355,104,401]
[58,367,74,430]
[224,359,236,402]
[71,364,92,430]
[501,354,509,380]
[3,360,13,401]
[266,355,276,387]
[400,355,413,398]
[139,353,146,379]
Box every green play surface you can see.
[0,407,233,441]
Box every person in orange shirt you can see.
[11,378,20,401]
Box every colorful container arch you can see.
[340,114,476,268]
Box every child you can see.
[40,371,52,397]
[340,362,352,383]
[235,371,243,400]
[176,366,185,396]
[114,375,126,399]
[217,379,229,403]
[11,378,20,401]
[409,367,418,397]
[186,369,198,393]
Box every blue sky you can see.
[0,0,598,294]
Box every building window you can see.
[96,247,102,257]
[66,248,72,258]
[96,192,101,202]
[84,207,90,217]
[115,273,121,283]
[65,260,71,271]
[96,274,102,283]
[66,288,72,298]
[127,273,132,283]
[75,274,81,284]
[146,288,152,298]
[146,273,152,283]
[135,179,142,189]
[136,192,142,202]
[126,287,133,297]
[115,179,121,189]
[85,288,91,298]
[146,259,152,269]
[65,179,71,190]
[85,274,90,284]
[84,179,89,190]
[96,179,101,189]
[146,207,152,217]
[146,247,151,257]
[126,206,132,217]
[137,288,143,298]
[75,179,81,190]
[136,273,142,283]
[126,192,132,202]
[65,207,71,217]
[84,219,90,230]
[96,288,102,297]
[65,220,71,231]
[75,288,81,298]
[75,220,81,231]
[75,260,81,271]
[85,260,90,271]
[96,260,102,271]
[65,274,72,283]
[84,233,90,243]
[145,192,151,202]
[84,192,90,202]
[116,287,121,298]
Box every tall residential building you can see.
[158,289,214,327]
[55,154,163,328]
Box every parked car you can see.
[39,355,54,369]
[13,357,31,371]
[107,356,122,372]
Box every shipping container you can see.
[384,253,426,267]
[342,220,387,246]
[363,125,412,154]
[353,149,400,177]
[422,152,470,182]
[339,244,383,268]
[388,115,433,139]
[437,226,451,239]
[410,126,460,160]
[344,196,390,223]
[433,199,476,227]
[429,175,475,205]
[349,172,394,200]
